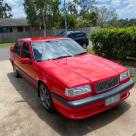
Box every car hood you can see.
[37,54,127,88]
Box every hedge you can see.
[89,27,136,60]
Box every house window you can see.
[0,27,13,33]
[9,27,13,32]
[17,27,23,32]
[0,27,3,33]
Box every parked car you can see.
[58,31,89,48]
[10,36,134,120]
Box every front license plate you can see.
[105,94,120,106]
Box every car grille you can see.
[96,77,119,92]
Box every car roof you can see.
[18,36,69,42]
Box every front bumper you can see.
[52,80,134,120]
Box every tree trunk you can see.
[43,1,46,36]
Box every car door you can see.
[14,41,23,71]
[20,42,37,87]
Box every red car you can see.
[10,36,134,120]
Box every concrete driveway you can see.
[0,47,10,60]
[0,60,136,136]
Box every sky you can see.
[96,0,136,19]
[5,0,136,19]
[4,0,25,18]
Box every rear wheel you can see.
[39,83,55,112]
[13,64,21,78]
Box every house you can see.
[0,18,31,33]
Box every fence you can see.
[0,27,97,43]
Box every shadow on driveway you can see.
[7,72,130,136]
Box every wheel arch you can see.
[37,80,50,97]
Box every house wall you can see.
[0,26,32,33]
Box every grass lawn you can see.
[0,43,14,47]
[87,48,95,54]
[132,76,136,83]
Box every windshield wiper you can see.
[49,55,72,60]
[74,51,87,56]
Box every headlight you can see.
[120,71,129,81]
[65,85,92,97]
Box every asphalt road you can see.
[0,60,136,136]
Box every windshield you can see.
[32,39,86,62]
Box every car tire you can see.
[13,64,21,78]
[39,83,55,112]
[83,43,87,49]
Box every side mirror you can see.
[20,58,32,64]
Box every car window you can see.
[15,41,23,56]
[68,32,87,39]
[21,43,31,59]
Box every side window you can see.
[68,34,74,38]
[15,41,23,56]
[21,43,31,59]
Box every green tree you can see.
[96,6,117,27]
[65,0,97,28]
[109,18,136,27]
[24,0,117,30]
[23,0,38,27]
[47,0,60,29]
[0,0,12,18]
[75,0,95,11]
[24,0,61,35]
[76,11,97,27]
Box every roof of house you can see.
[0,18,30,27]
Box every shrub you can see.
[89,27,136,60]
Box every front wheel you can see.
[39,83,55,112]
